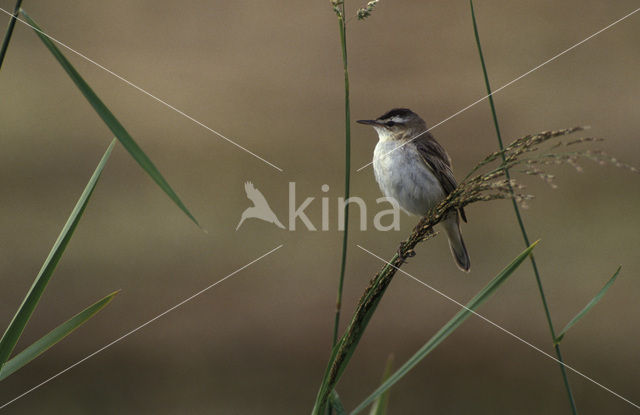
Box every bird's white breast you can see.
[373,140,445,216]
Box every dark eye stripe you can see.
[385,121,395,127]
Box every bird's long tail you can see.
[442,215,471,272]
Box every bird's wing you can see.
[244,181,269,208]
[415,134,467,222]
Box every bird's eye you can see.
[385,121,396,127]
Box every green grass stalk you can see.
[0,0,23,71]
[469,1,578,412]
[332,2,351,348]
[329,4,351,414]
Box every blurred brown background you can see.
[1,0,639,413]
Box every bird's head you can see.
[357,108,427,141]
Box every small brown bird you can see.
[357,108,470,272]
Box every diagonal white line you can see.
[356,6,640,172]
[0,7,283,172]
[0,244,283,411]
[356,244,640,411]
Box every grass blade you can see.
[351,241,539,414]
[0,290,119,381]
[368,354,394,415]
[19,9,200,229]
[0,139,116,367]
[0,0,24,71]
[330,390,347,415]
[555,266,621,344]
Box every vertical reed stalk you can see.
[332,2,351,348]
[469,2,578,413]
[328,4,351,414]
[0,0,24,71]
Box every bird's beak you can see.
[356,119,379,125]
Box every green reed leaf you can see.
[20,9,200,228]
[0,290,119,381]
[0,140,116,367]
[0,0,24,71]
[330,390,347,415]
[351,241,538,414]
[555,266,621,344]
[368,354,394,415]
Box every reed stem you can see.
[469,2,577,413]
[332,2,351,348]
